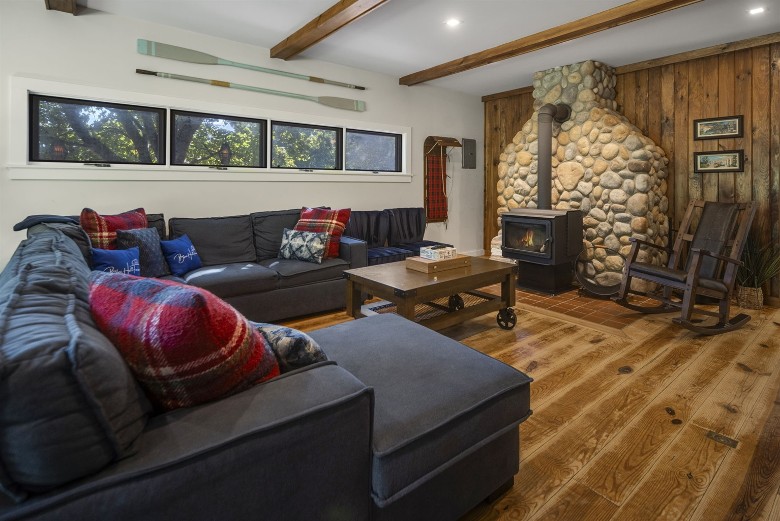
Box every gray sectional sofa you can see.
[0,227,532,520]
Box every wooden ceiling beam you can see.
[399,0,703,86]
[44,0,77,15]
[271,0,390,60]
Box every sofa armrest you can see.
[340,236,368,269]
[2,364,374,521]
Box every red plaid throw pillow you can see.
[80,208,147,250]
[294,207,351,258]
[89,272,280,411]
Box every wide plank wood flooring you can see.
[281,289,780,521]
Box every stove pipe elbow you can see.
[537,103,571,210]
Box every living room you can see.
[2,1,780,520]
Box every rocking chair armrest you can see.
[628,237,672,252]
[690,247,743,266]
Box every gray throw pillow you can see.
[116,227,170,277]
[278,228,327,264]
[252,322,328,373]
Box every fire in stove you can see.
[511,227,547,253]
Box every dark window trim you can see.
[29,94,166,165]
[270,120,343,171]
[345,128,403,173]
[170,109,267,168]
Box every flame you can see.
[521,229,535,247]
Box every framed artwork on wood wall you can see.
[693,115,743,140]
[693,150,744,173]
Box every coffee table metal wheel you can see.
[497,308,517,330]
[448,294,465,311]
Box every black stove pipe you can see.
[537,103,571,210]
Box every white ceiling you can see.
[80,0,780,96]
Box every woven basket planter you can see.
[737,286,763,310]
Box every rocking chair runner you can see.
[614,200,756,335]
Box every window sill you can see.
[6,164,413,183]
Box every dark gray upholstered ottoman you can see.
[311,314,532,521]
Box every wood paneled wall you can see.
[483,40,780,297]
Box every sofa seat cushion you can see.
[259,258,348,289]
[0,232,150,501]
[168,215,256,266]
[367,247,412,265]
[183,263,278,297]
[310,314,532,505]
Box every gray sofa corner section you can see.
[0,364,375,521]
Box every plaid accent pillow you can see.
[80,208,147,250]
[89,272,280,411]
[293,207,351,259]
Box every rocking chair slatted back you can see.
[688,202,740,279]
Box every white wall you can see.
[0,1,485,267]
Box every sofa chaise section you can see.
[311,313,533,521]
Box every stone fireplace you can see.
[492,59,670,289]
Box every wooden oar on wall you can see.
[135,69,366,112]
[137,39,366,91]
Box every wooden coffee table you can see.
[344,257,517,331]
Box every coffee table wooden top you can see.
[344,257,514,294]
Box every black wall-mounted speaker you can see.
[462,138,476,169]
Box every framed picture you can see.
[693,150,744,173]
[693,115,743,140]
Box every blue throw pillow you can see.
[116,227,170,278]
[91,247,141,276]
[278,228,327,264]
[160,235,202,277]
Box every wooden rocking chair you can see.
[614,200,756,335]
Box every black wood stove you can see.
[501,209,583,294]
[499,102,583,294]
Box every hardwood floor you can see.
[281,291,780,521]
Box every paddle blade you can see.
[317,96,367,112]
[137,39,220,65]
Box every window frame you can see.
[28,93,167,166]
[12,77,412,183]
[345,128,403,173]
[170,109,267,169]
[269,120,344,171]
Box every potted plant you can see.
[736,235,780,309]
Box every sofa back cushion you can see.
[250,209,302,261]
[168,215,256,266]
[387,207,427,245]
[0,231,150,501]
[344,210,390,248]
[89,273,280,411]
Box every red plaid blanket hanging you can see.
[425,154,448,222]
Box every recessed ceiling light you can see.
[445,18,462,27]
[748,6,765,14]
